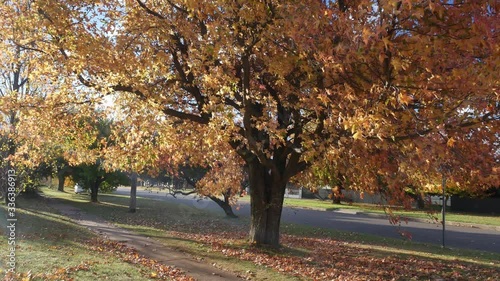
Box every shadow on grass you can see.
[281,222,500,268]
[1,194,174,281]
[38,188,500,273]
[0,195,95,243]
[40,189,242,236]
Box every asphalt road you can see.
[114,187,500,253]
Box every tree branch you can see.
[168,190,196,198]
[135,0,166,19]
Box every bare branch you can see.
[167,190,196,198]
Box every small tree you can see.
[71,162,129,202]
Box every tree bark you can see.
[129,172,137,213]
[57,172,66,192]
[415,194,425,209]
[90,178,101,202]
[332,196,341,204]
[248,161,286,247]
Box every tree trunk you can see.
[248,161,286,247]
[90,180,100,202]
[415,194,426,209]
[57,172,66,192]
[332,196,341,204]
[129,172,137,213]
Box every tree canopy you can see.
[1,0,498,246]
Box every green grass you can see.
[0,194,164,280]
[239,196,500,226]
[281,223,500,268]
[120,225,301,281]
[2,185,496,281]
[24,186,500,281]
[43,187,500,269]
[40,187,300,281]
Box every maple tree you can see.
[1,0,498,247]
[0,0,110,200]
[0,0,51,201]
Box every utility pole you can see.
[441,174,446,248]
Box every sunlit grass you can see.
[29,186,499,281]
[280,223,500,268]
[241,196,500,226]
[44,186,500,267]
[0,194,166,281]
[39,187,298,280]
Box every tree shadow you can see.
[29,189,500,280]
[0,197,95,245]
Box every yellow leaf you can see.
[379,52,387,63]
[429,2,436,12]
[362,28,371,44]
[382,37,391,49]
[399,93,413,105]
[447,137,456,147]
[353,131,363,140]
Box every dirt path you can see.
[46,198,243,281]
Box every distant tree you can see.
[71,162,129,202]
[70,118,129,202]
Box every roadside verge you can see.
[43,196,243,281]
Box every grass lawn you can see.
[34,187,500,280]
[237,196,500,227]
[0,194,178,281]
[40,187,297,281]
[139,186,500,227]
